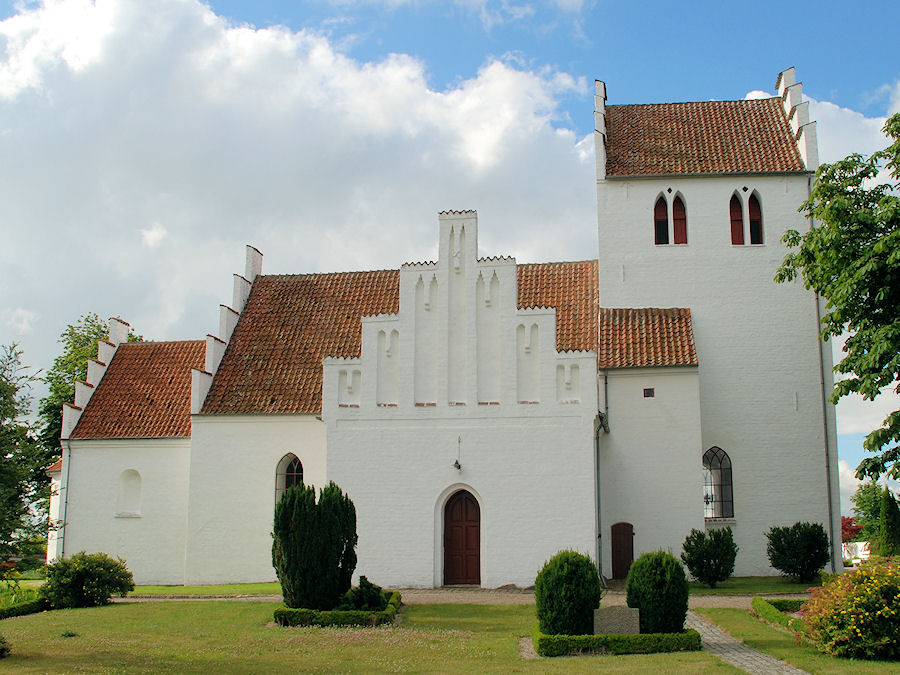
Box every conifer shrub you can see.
[680,527,738,588]
[534,550,603,636]
[878,488,900,557]
[272,481,358,610]
[765,522,830,583]
[625,550,688,634]
[40,551,134,609]
[337,576,388,612]
[802,560,900,660]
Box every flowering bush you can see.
[41,551,134,609]
[802,560,900,660]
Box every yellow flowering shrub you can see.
[802,560,900,660]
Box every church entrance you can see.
[611,522,634,579]
[443,490,480,585]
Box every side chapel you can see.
[47,68,842,586]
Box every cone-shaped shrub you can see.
[534,550,603,636]
[878,488,900,557]
[272,481,358,610]
[625,550,688,633]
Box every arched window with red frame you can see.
[654,196,669,245]
[748,193,763,244]
[673,195,687,244]
[729,194,744,245]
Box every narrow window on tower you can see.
[748,193,763,244]
[729,194,744,245]
[654,196,669,245]
[673,195,687,244]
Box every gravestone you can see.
[593,606,640,635]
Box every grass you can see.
[0,601,737,673]
[695,607,898,673]
[131,582,282,596]
[688,576,814,595]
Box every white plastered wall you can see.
[598,367,704,578]
[183,414,326,584]
[596,173,841,573]
[58,438,191,585]
[324,212,599,588]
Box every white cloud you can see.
[2,307,39,334]
[0,0,595,382]
[140,222,167,248]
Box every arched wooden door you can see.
[611,522,634,580]
[443,490,480,585]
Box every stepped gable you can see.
[516,260,598,352]
[598,308,697,368]
[71,340,205,438]
[605,98,805,176]
[202,261,602,415]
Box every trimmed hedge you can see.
[0,597,49,620]
[751,596,805,632]
[274,590,400,627]
[532,623,701,657]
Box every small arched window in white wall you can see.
[275,453,304,503]
[116,469,142,517]
[703,447,733,519]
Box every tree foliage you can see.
[776,114,900,480]
[37,314,141,453]
[0,344,44,571]
[878,487,900,557]
[841,516,863,543]
[271,482,358,610]
[852,479,884,543]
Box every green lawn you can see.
[694,607,897,673]
[131,582,282,596]
[688,576,813,595]
[0,601,736,673]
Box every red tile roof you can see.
[598,308,697,368]
[46,458,62,473]
[203,261,602,415]
[517,260,598,352]
[71,340,205,439]
[605,98,805,176]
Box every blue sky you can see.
[0,0,897,512]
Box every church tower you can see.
[593,68,841,574]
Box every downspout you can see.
[58,438,72,559]
[809,172,838,572]
[595,370,610,587]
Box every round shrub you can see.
[681,526,738,588]
[802,560,900,660]
[766,522,830,583]
[625,550,688,634]
[41,551,134,609]
[534,550,603,636]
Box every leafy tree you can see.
[878,487,900,557]
[840,515,863,543]
[37,314,142,453]
[775,114,900,480]
[0,344,44,572]
[851,479,884,542]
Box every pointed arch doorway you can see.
[443,490,480,585]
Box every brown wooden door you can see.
[611,522,634,580]
[444,490,480,585]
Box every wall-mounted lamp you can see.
[453,435,462,470]
[453,459,461,471]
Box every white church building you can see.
[47,68,842,587]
